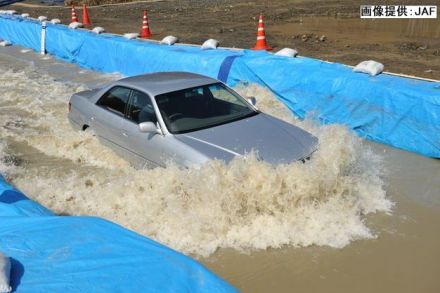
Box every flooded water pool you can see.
[0,46,439,292]
[203,144,440,292]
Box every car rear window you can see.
[97,86,131,116]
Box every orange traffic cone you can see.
[82,4,91,26]
[71,5,78,23]
[252,14,272,51]
[140,10,151,38]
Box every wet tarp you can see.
[0,176,238,293]
[0,14,438,157]
[0,177,52,217]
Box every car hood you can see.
[174,113,318,164]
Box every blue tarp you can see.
[0,14,439,157]
[0,177,237,293]
[39,0,64,3]
[227,53,440,156]
[0,177,53,217]
[0,0,23,7]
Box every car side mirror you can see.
[247,97,257,106]
[139,121,161,134]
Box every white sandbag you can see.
[68,22,83,29]
[353,60,384,76]
[21,13,30,18]
[0,10,16,15]
[0,253,11,293]
[50,18,61,24]
[0,40,11,47]
[123,33,139,39]
[92,27,105,34]
[37,16,47,21]
[275,48,298,58]
[160,35,178,46]
[201,38,219,50]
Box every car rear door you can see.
[119,89,166,169]
[92,86,131,154]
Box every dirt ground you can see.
[7,0,440,80]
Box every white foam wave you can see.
[0,68,130,170]
[0,66,392,257]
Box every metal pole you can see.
[40,21,46,55]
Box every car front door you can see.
[119,89,166,169]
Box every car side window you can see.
[127,90,157,124]
[97,86,131,116]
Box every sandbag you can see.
[0,40,11,47]
[275,48,298,58]
[50,19,61,25]
[92,27,105,34]
[161,35,178,45]
[201,38,219,50]
[353,60,384,76]
[123,33,139,40]
[37,16,47,22]
[0,11,16,15]
[68,22,83,29]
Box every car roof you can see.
[116,72,219,96]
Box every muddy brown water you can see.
[0,46,439,292]
[204,144,440,293]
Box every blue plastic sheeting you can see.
[0,217,237,293]
[0,14,40,50]
[0,0,23,7]
[0,176,237,292]
[227,52,440,157]
[45,26,240,78]
[0,14,439,157]
[0,176,53,217]
[39,0,63,3]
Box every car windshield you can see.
[155,83,258,134]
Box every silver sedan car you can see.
[68,72,318,168]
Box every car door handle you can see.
[90,116,95,122]
[121,131,128,137]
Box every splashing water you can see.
[0,65,392,257]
